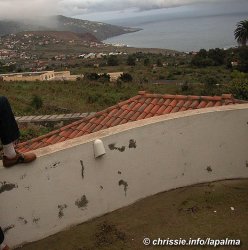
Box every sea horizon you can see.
[103,12,248,52]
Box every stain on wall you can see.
[58,204,68,219]
[108,143,116,150]
[108,143,125,152]
[20,174,27,180]
[129,139,137,149]
[246,161,248,168]
[18,217,28,225]
[0,182,17,194]
[118,171,122,175]
[119,180,128,196]
[80,160,85,179]
[32,217,40,224]
[45,162,61,170]
[3,225,15,234]
[75,195,88,210]
[206,166,213,172]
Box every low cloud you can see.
[0,0,246,20]
[0,0,58,19]
[60,0,240,14]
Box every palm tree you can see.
[234,20,248,46]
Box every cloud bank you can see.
[0,0,246,19]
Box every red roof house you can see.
[17,92,244,153]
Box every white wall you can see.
[0,104,248,248]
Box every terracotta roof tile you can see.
[163,105,173,114]
[198,101,208,109]
[206,101,214,108]
[179,106,187,112]
[156,105,167,115]
[144,103,154,114]
[190,100,200,109]
[182,100,192,109]
[171,106,180,113]
[16,92,246,153]
[214,101,222,106]
[136,112,148,120]
[176,100,185,108]
[150,105,160,114]
[151,98,159,105]
[111,118,122,127]
[130,111,141,121]
[138,103,147,112]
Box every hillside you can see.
[11,31,100,43]
[0,15,141,41]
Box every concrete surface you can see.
[0,104,247,248]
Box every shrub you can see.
[144,58,150,66]
[119,73,133,82]
[226,79,248,100]
[181,82,189,92]
[86,73,100,81]
[107,55,119,66]
[99,73,110,83]
[127,55,136,66]
[156,59,163,67]
[30,95,43,110]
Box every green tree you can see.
[144,58,150,66]
[234,20,248,46]
[236,47,248,72]
[127,55,136,66]
[156,59,163,67]
[119,73,133,82]
[107,55,119,66]
[99,73,110,83]
[86,73,100,81]
[208,48,225,66]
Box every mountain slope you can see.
[0,15,141,41]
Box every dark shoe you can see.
[2,151,36,168]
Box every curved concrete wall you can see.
[1,104,248,248]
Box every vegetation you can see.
[1,46,247,119]
[30,95,43,110]
[107,55,119,66]
[127,55,136,66]
[119,73,133,82]
[191,48,225,67]
[234,20,248,47]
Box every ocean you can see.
[104,12,248,52]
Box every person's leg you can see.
[0,96,20,145]
[0,227,4,245]
[0,96,36,168]
[0,227,10,250]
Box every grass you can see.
[0,81,192,116]
[1,50,247,118]
[17,179,248,250]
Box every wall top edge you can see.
[2,103,248,163]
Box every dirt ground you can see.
[17,179,248,250]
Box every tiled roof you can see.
[17,92,245,153]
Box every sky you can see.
[0,0,247,21]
